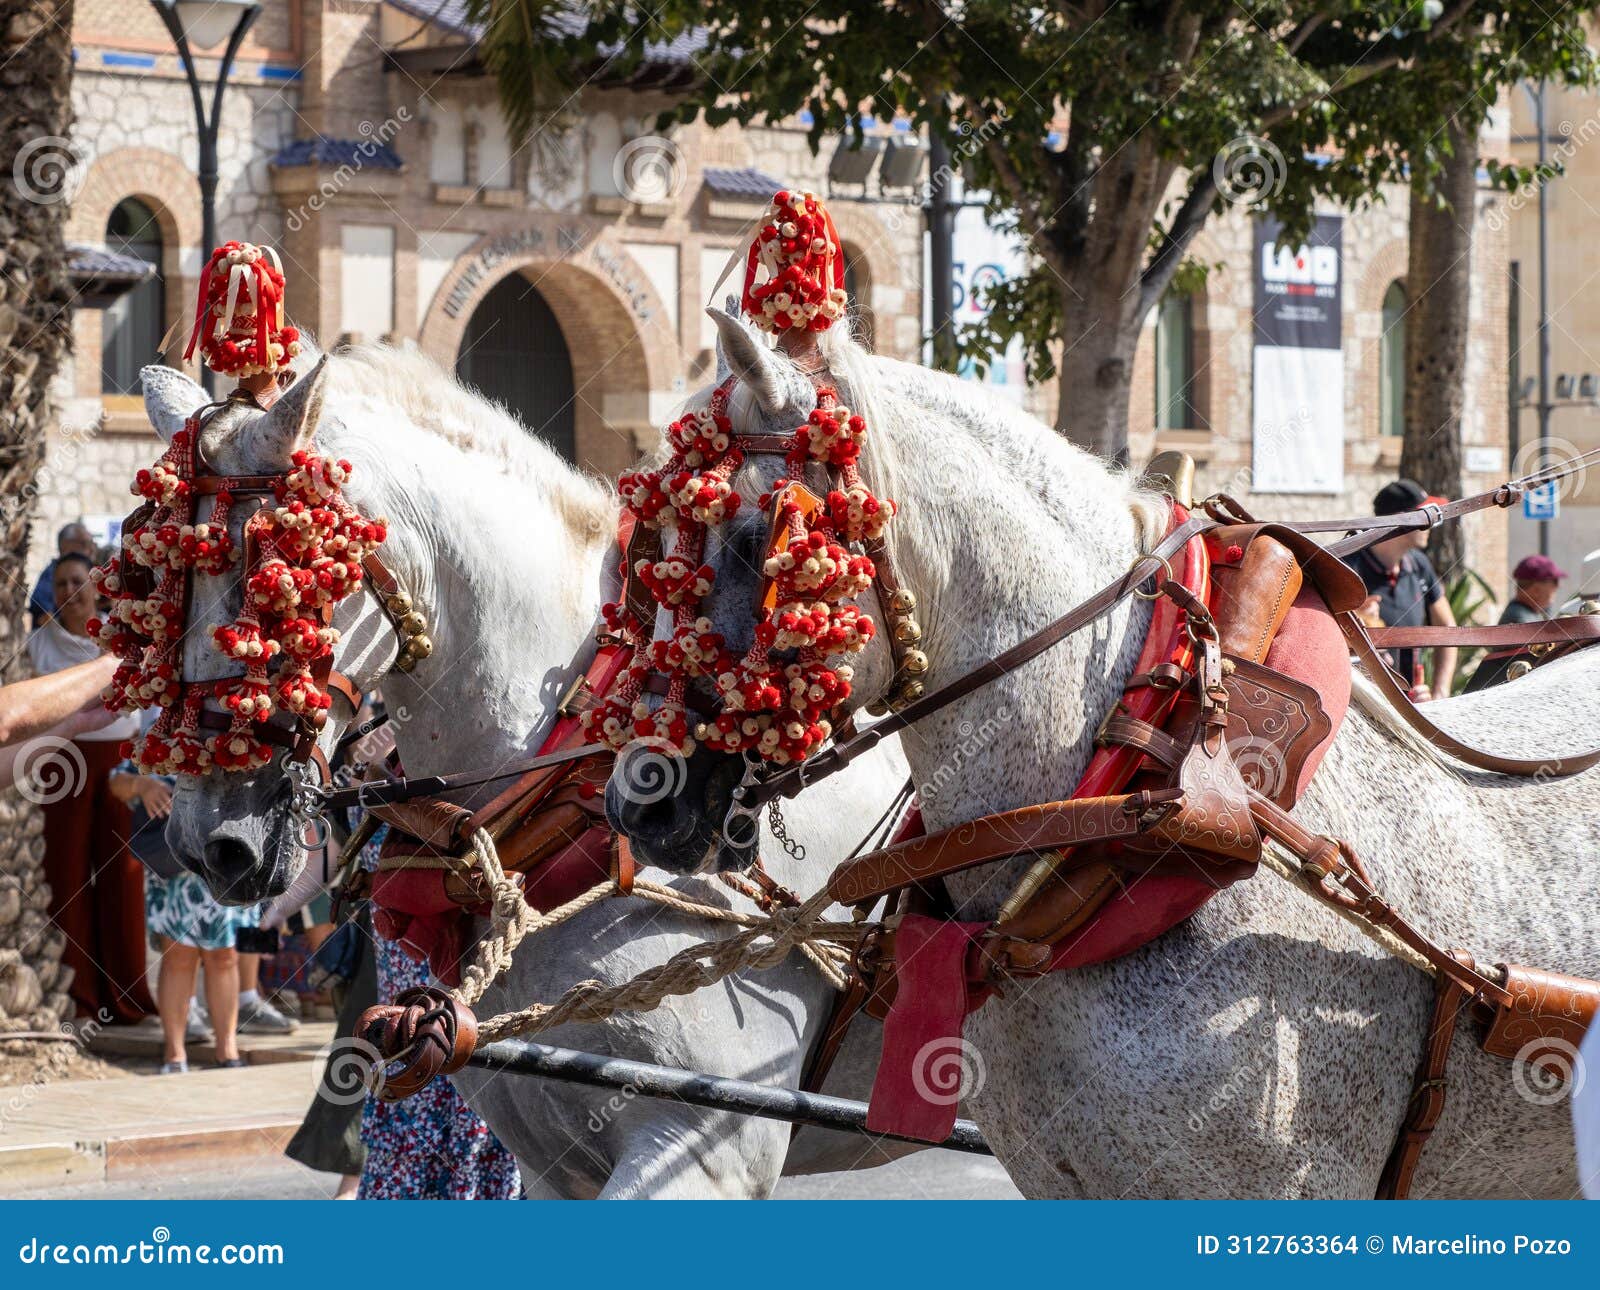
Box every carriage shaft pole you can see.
[466,1041,992,1155]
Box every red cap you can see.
[1513,554,1568,582]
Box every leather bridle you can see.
[152,396,428,806]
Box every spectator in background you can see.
[26,552,153,1023]
[1463,555,1568,693]
[29,522,96,628]
[1500,554,1566,625]
[1352,479,1458,700]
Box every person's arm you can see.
[0,655,117,746]
[107,769,172,818]
[1428,595,1458,698]
[259,856,336,931]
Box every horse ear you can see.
[141,365,207,443]
[240,356,328,467]
[714,296,740,382]
[706,306,806,417]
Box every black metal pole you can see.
[1535,79,1553,557]
[152,2,260,397]
[927,130,957,373]
[466,1040,993,1155]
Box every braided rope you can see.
[630,879,851,988]
[453,831,616,1007]
[1260,844,1434,977]
[475,884,851,1045]
[450,830,856,1020]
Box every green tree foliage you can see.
[467,1,1597,458]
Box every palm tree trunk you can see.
[1399,116,1477,581]
[0,0,78,1032]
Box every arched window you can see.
[1380,279,1407,437]
[1154,291,1196,430]
[101,198,165,396]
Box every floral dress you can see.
[357,822,521,1200]
[146,871,261,951]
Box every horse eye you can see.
[729,522,765,570]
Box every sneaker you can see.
[213,1057,247,1070]
[185,999,213,1043]
[159,1059,188,1074]
[237,994,299,1034]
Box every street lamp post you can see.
[1534,79,1553,556]
[150,0,262,395]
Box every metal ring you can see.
[1128,553,1174,601]
[297,814,331,851]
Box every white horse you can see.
[613,306,1600,1199]
[142,344,921,1198]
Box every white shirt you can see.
[26,620,141,743]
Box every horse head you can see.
[140,353,419,905]
[604,306,897,872]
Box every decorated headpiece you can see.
[90,417,386,775]
[741,190,848,335]
[584,190,900,767]
[184,241,302,378]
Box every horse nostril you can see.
[605,779,692,846]
[202,836,262,904]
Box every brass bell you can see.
[901,649,929,676]
[386,591,413,616]
[865,698,890,717]
[1506,659,1533,681]
[1581,598,1600,616]
[895,680,925,704]
[406,634,434,660]
[893,619,923,645]
[400,611,428,637]
[888,589,917,615]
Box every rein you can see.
[729,457,1600,824]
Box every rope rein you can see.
[445,829,857,1025]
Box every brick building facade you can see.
[44,1,1513,597]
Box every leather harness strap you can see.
[1375,951,1476,1201]
[743,514,1219,813]
[1366,617,1600,649]
[1340,614,1600,777]
[827,789,1187,907]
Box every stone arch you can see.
[1358,238,1410,440]
[68,148,204,399]
[828,205,907,357]
[419,234,680,477]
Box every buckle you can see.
[556,672,590,718]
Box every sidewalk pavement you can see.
[1,1023,335,1195]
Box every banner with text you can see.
[1252,214,1344,494]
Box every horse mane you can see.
[318,341,615,539]
[811,327,1171,557]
